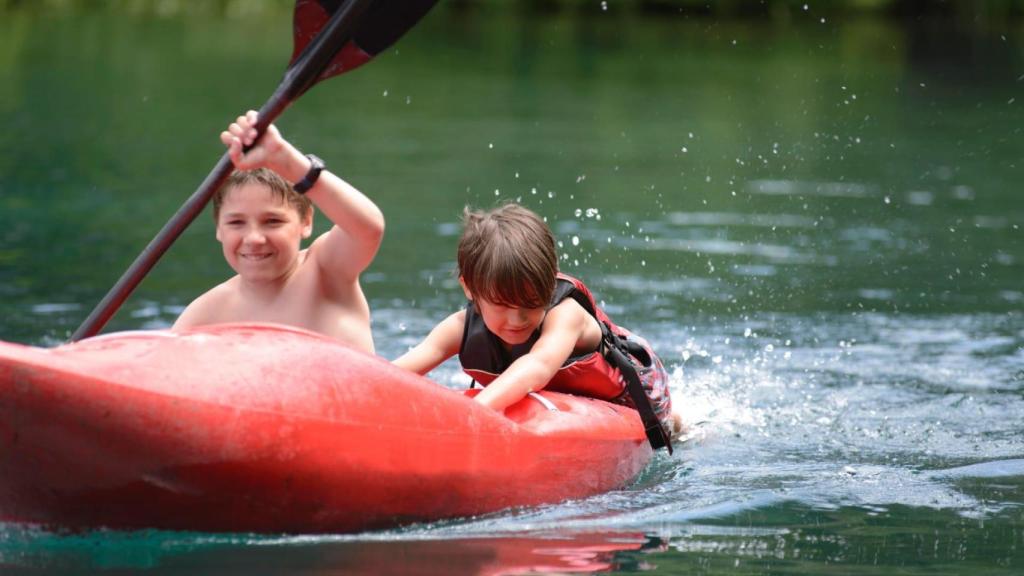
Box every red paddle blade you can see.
[291,0,438,83]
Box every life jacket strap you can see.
[601,323,673,454]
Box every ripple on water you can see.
[663,211,819,229]
[745,179,878,198]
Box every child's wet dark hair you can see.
[457,203,558,309]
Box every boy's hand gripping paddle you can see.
[71,0,439,342]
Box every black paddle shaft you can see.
[70,0,437,342]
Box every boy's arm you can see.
[223,110,384,286]
[392,310,465,376]
[472,300,588,412]
[304,170,385,284]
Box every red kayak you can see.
[0,323,653,534]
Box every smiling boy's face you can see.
[215,183,313,283]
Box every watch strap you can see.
[293,154,325,194]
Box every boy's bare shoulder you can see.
[172,278,238,329]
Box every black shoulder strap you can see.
[601,323,673,454]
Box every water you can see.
[1,3,1023,574]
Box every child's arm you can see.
[223,111,385,286]
[392,310,465,375]
[300,170,384,285]
[472,300,591,412]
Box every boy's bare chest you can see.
[222,276,370,346]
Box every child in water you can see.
[393,203,680,449]
[173,111,384,353]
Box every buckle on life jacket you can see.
[600,322,673,454]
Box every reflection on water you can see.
[0,528,664,575]
[1,3,1022,575]
[4,495,1022,574]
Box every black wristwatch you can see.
[293,154,325,194]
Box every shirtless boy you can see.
[173,110,383,353]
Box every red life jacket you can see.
[459,273,674,452]
[458,274,670,413]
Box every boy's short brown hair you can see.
[212,168,313,221]
[457,203,558,309]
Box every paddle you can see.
[70,0,439,342]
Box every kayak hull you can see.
[0,323,652,533]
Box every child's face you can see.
[461,279,547,346]
[215,183,312,283]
